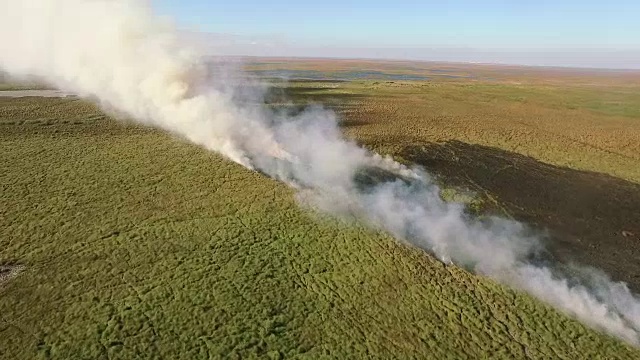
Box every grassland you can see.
[2,61,640,359]
[271,70,640,294]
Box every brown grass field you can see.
[2,59,640,358]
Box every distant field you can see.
[249,57,640,86]
[2,60,640,358]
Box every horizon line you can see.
[219,54,640,72]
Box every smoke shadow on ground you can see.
[264,86,371,107]
[399,140,640,292]
[264,83,373,127]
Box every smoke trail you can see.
[2,0,640,346]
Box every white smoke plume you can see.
[2,0,640,347]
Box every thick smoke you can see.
[2,0,640,346]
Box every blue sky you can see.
[154,1,640,68]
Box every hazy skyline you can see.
[156,1,639,69]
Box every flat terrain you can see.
[2,60,640,358]
[0,90,75,98]
[264,62,640,293]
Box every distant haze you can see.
[156,0,640,70]
[185,32,640,70]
